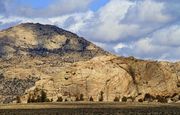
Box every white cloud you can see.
[78,0,173,43]
[152,25,180,46]
[113,43,129,53]
[125,0,171,23]
[113,23,180,61]
[80,0,135,42]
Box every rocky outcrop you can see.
[0,23,179,103]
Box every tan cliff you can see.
[0,23,179,103]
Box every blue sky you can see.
[16,0,53,9]
[1,0,180,61]
[17,0,109,11]
[90,0,109,11]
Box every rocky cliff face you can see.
[0,23,179,103]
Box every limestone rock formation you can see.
[0,23,179,103]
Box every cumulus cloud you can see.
[124,0,171,24]
[152,24,180,47]
[114,23,180,61]
[79,0,174,43]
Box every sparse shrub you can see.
[41,90,47,102]
[65,98,68,102]
[57,96,63,102]
[27,96,31,103]
[27,90,49,103]
[75,96,79,101]
[89,96,94,101]
[138,99,143,102]
[79,94,84,101]
[98,91,104,102]
[156,95,167,103]
[27,95,36,103]
[31,96,36,103]
[143,93,155,102]
[46,98,50,102]
[16,96,21,103]
[36,95,41,102]
[114,96,119,102]
[122,96,127,102]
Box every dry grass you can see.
[0,102,179,115]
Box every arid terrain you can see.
[0,23,179,104]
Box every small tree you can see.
[27,96,31,103]
[122,96,127,102]
[16,96,21,103]
[41,90,47,102]
[99,91,104,101]
[31,95,36,103]
[114,96,119,102]
[89,96,94,101]
[75,96,79,101]
[79,94,84,101]
[57,96,63,102]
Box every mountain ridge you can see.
[0,23,179,104]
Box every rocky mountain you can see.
[0,23,179,103]
[0,23,108,60]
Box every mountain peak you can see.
[0,23,108,60]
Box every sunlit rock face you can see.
[0,23,179,103]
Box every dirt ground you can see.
[0,102,179,115]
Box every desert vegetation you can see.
[15,91,178,103]
[27,89,50,103]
